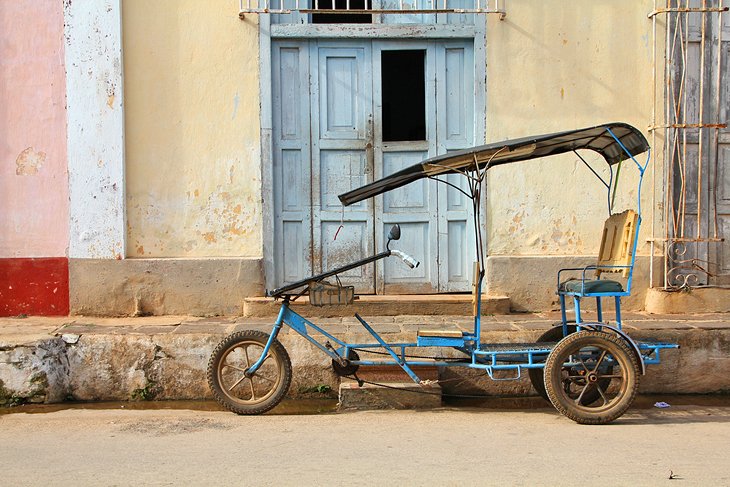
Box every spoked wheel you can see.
[529,324,612,406]
[207,330,292,415]
[544,331,639,424]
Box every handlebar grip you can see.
[390,249,420,269]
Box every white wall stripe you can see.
[64,0,126,259]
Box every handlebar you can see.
[390,249,420,269]
[268,247,420,298]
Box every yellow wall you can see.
[485,0,663,256]
[123,0,262,258]
[123,0,664,262]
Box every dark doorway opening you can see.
[381,50,426,142]
[311,0,373,24]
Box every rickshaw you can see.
[207,122,678,424]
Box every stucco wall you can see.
[0,0,68,258]
[484,0,662,259]
[123,0,262,258]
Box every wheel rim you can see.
[216,340,284,407]
[553,342,630,414]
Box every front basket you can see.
[308,280,354,306]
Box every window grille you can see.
[238,0,505,17]
[648,0,729,288]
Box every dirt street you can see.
[1,402,729,486]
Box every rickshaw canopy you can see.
[338,122,649,206]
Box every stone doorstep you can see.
[645,287,730,314]
[243,294,511,318]
[337,364,441,411]
[353,364,440,383]
[338,379,442,410]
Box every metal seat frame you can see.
[557,210,640,331]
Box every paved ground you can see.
[2,401,730,486]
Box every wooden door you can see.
[272,39,475,293]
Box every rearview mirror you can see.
[387,224,401,241]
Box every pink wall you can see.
[0,0,68,258]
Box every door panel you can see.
[379,149,438,293]
[436,42,475,291]
[272,43,312,286]
[443,172,472,286]
[320,54,366,139]
[373,41,440,293]
[710,41,730,284]
[311,43,375,293]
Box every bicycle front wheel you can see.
[207,330,292,415]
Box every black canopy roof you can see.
[338,122,649,206]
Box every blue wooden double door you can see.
[272,39,475,294]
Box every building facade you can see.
[1,0,727,316]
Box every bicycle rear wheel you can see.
[544,331,639,424]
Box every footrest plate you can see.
[417,330,466,347]
[417,329,464,338]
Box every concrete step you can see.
[338,363,442,410]
[243,294,510,318]
[338,380,442,410]
[354,364,440,383]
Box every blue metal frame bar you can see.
[246,306,287,374]
[354,313,422,383]
[474,275,483,348]
[279,305,348,360]
[248,301,677,385]
[605,127,650,216]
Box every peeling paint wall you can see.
[123,0,262,258]
[0,0,68,258]
[485,0,662,258]
[64,0,126,259]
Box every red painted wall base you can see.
[0,258,69,316]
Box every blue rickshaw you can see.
[207,122,678,424]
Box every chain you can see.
[350,347,467,362]
[343,372,512,399]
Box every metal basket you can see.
[308,278,354,306]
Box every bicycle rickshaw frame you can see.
[208,122,678,424]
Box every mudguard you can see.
[580,323,646,375]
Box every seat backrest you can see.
[596,209,639,279]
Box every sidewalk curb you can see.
[2,317,729,406]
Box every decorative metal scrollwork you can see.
[665,240,717,290]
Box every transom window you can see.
[238,0,505,20]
